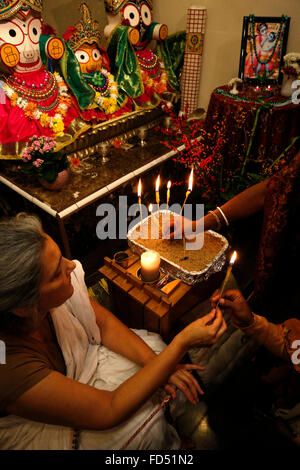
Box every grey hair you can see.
[0,213,46,330]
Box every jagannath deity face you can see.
[0,9,42,72]
[74,42,103,74]
[121,1,152,46]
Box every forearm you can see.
[91,298,156,366]
[195,179,270,232]
[239,314,289,362]
[109,334,187,425]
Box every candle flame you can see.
[230,251,237,265]
[138,179,142,198]
[188,169,194,192]
[149,203,153,213]
[156,175,160,192]
[167,181,171,189]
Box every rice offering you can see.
[128,212,227,274]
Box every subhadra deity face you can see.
[121,1,152,46]
[74,42,102,74]
[0,9,42,72]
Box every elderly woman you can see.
[0,214,226,450]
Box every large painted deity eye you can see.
[92,48,102,62]
[0,21,24,46]
[141,3,152,27]
[75,49,90,64]
[28,18,42,44]
[123,3,140,28]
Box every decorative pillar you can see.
[180,6,207,116]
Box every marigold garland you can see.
[93,69,119,115]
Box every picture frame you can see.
[238,15,290,84]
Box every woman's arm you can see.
[6,309,226,431]
[170,178,270,238]
[201,178,270,232]
[91,297,205,404]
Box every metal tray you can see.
[127,210,229,286]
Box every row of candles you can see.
[138,169,194,282]
[137,168,194,218]
[137,169,238,291]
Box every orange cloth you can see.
[238,315,300,373]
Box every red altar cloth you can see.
[203,84,300,169]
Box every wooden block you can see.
[144,299,170,337]
[98,264,118,282]
[143,284,163,302]
[128,287,150,329]
[168,282,191,306]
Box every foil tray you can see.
[127,210,229,286]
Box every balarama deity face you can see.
[74,42,103,74]
[0,9,42,72]
[121,1,152,46]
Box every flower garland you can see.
[141,65,168,95]
[4,72,72,138]
[93,69,119,115]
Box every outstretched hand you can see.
[164,363,205,405]
[180,308,227,349]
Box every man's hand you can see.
[211,289,254,328]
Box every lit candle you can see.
[149,204,159,227]
[141,250,161,282]
[167,180,172,209]
[216,251,237,308]
[155,175,160,210]
[180,168,194,215]
[138,178,142,223]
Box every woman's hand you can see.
[178,308,227,350]
[211,289,254,328]
[164,364,205,405]
[162,215,196,240]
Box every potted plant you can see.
[22,136,70,190]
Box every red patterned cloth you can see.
[204,85,300,169]
[251,151,300,322]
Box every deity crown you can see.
[66,2,102,51]
[0,0,43,20]
[104,0,152,14]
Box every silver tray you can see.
[127,210,229,286]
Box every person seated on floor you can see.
[211,288,300,446]
[168,150,300,323]
[0,213,227,450]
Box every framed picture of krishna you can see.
[238,15,290,84]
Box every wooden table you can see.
[204,83,300,170]
[0,125,186,263]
